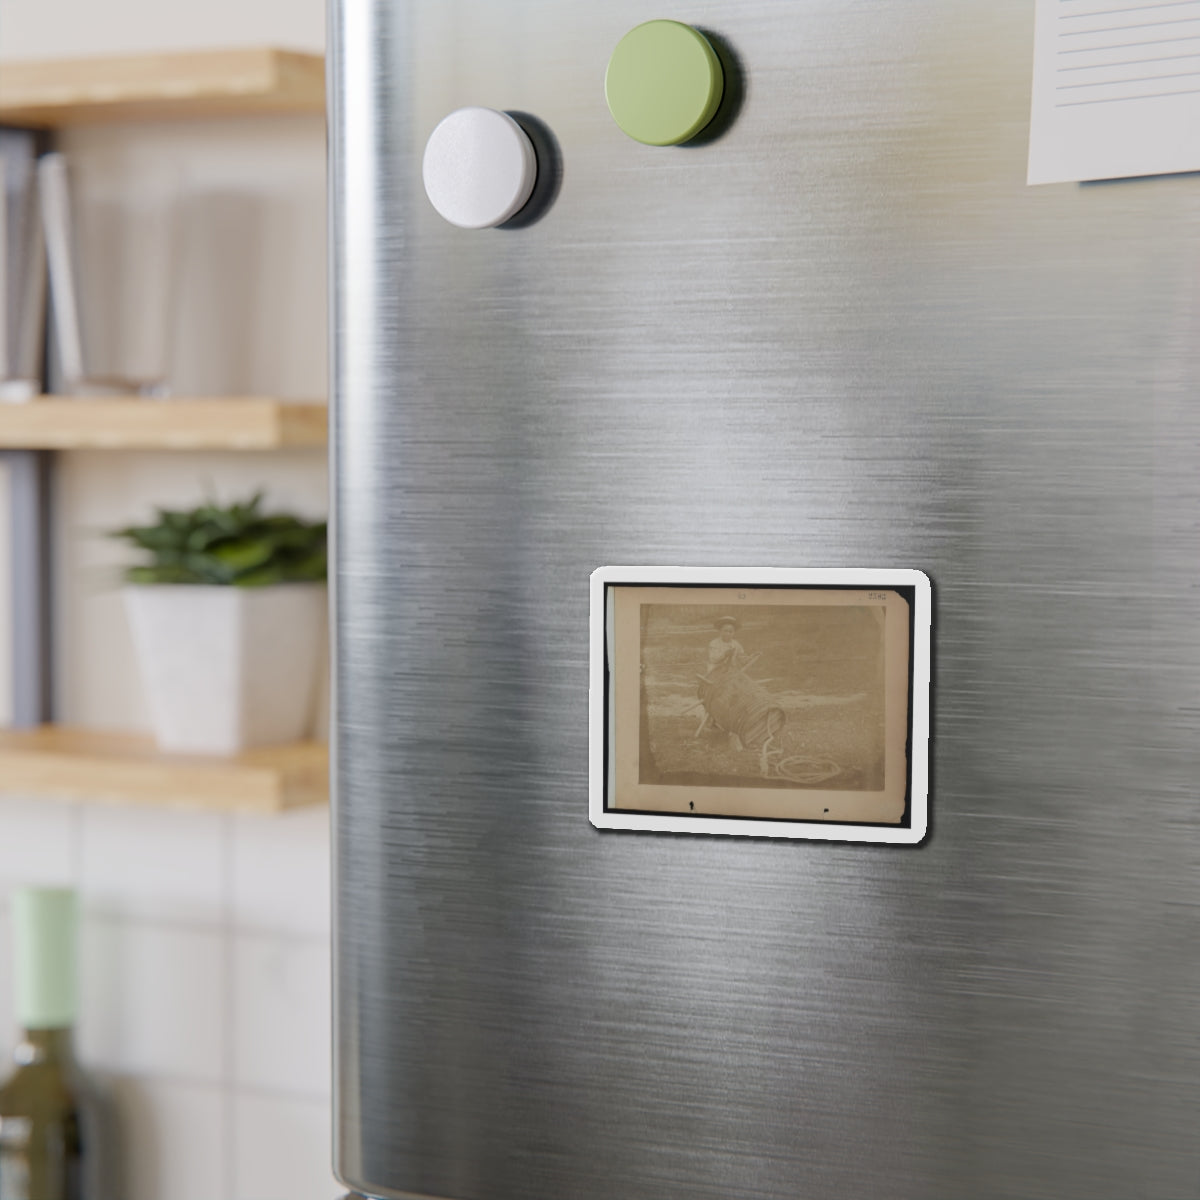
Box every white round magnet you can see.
[422,107,538,230]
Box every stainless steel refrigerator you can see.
[328,2,1200,1197]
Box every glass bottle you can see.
[0,888,88,1200]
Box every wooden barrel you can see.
[698,669,786,750]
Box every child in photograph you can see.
[708,616,747,670]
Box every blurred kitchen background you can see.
[0,0,334,1196]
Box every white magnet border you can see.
[588,566,931,844]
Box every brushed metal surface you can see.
[330,2,1200,1197]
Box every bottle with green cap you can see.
[0,887,95,1200]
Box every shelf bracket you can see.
[2,448,53,727]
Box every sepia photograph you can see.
[639,602,886,790]
[594,575,923,834]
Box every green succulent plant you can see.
[112,493,327,587]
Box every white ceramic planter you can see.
[124,583,326,756]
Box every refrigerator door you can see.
[329,2,1200,1198]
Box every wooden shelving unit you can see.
[0,397,327,450]
[0,48,325,127]
[0,726,327,813]
[0,50,331,812]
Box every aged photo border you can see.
[618,587,905,813]
[589,567,931,844]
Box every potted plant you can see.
[112,494,327,755]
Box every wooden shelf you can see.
[0,48,325,127]
[0,397,327,450]
[0,726,327,813]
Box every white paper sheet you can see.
[1028,0,1200,184]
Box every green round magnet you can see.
[605,20,724,147]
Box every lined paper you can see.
[1028,0,1200,183]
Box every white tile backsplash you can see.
[80,804,225,924]
[78,916,224,1082]
[232,1093,337,1200]
[0,812,334,1197]
[233,934,330,1098]
[232,805,330,936]
[107,1077,226,1200]
[0,796,78,886]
